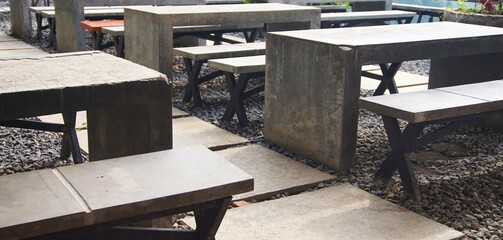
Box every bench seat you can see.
[101,24,262,58]
[359,80,503,200]
[174,42,266,107]
[0,145,253,240]
[321,10,416,27]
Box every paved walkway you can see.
[0,32,49,60]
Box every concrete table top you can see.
[125,3,321,77]
[0,52,172,161]
[271,22,503,64]
[265,22,503,170]
[0,146,253,239]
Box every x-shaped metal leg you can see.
[60,112,84,164]
[48,18,57,50]
[222,72,250,127]
[373,62,402,96]
[182,58,225,107]
[374,116,425,200]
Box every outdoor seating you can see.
[359,80,503,200]
[392,3,444,22]
[173,42,265,107]
[0,145,254,240]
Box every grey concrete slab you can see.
[0,40,37,50]
[0,7,10,13]
[0,33,17,42]
[359,89,488,123]
[174,42,265,61]
[321,10,415,21]
[172,107,189,118]
[173,116,249,150]
[216,144,334,201]
[0,52,172,161]
[0,48,50,60]
[8,0,32,40]
[125,3,320,78]
[208,55,265,74]
[186,184,463,240]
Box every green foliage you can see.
[452,0,503,15]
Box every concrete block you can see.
[185,184,463,240]
[54,0,86,52]
[8,0,31,40]
[125,4,320,78]
[216,144,334,201]
[173,116,249,150]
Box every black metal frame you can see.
[373,107,497,200]
[222,72,265,127]
[0,112,84,164]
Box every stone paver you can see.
[0,33,17,42]
[0,48,49,60]
[185,184,463,240]
[172,107,189,118]
[216,144,334,201]
[0,7,10,13]
[173,116,248,150]
[361,70,428,91]
[0,40,36,50]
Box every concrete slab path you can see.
[361,70,429,91]
[185,184,463,240]
[0,33,49,60]
[216,144,334,201]
[173,116,248,150]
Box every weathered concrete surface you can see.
[173,116,248,150]
[216,144,334,201]
[0,52,172,161]
[0,33,17,42]
[0,41,40,50]
[185,184,463,240]
[172,107,189,118]
[265,22,503,171]
[125,3,320,78]
[0,49,50,60]
[7,0,31,40]
[54,0,86,52]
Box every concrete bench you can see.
[174,42,266,107]
[208,55,266,127]
[0,145,254,239]
[206,0,243,4]
[80,19,125,51]
[392,3,444,22]
[321,10,416,28]
[101,24,262,58]
[359,80,503,200]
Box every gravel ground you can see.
[1,5,502,239]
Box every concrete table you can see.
[265,22,503,171]
[124,3,321,79]
[0,52,172,161]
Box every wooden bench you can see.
[207,55,266,127]
[321,10,416,28]
[80,19,125,51]
[0,145,254,240]
[392,3,444,23]
[174,42,266,107]
[101,24,262,58]
[359,80,503,200]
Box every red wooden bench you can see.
[80,19,125,50]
